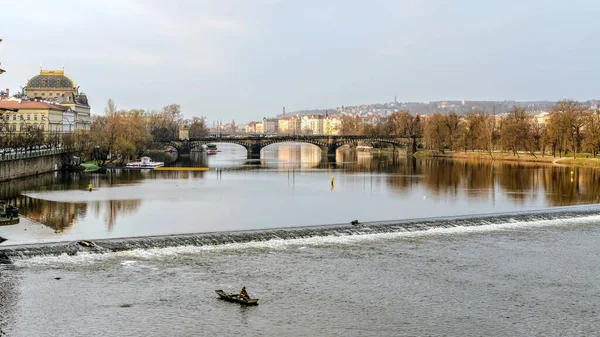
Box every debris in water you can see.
[78,240,94,248]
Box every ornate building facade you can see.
[22,68,91,131]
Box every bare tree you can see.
[189,116,208,138]
[550,100,588,158]
[499,107,535,156]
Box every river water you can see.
[1,144,599,336]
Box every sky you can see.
[0,0,599,123]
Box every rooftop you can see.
[0,100,67,111]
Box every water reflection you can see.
[91,199,142,231]
[2,144,600,241]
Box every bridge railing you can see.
[0,148,70,162]
[165,135,412,141]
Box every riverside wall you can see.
[0,152,71,182]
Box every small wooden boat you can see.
[0,200,19,225]
[215,289,259,306]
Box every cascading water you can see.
[2,205,599,263]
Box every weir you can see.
[1,205,599,263]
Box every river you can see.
[0,143,599,336]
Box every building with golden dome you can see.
[22,68,91,131]
[25,68,77,100]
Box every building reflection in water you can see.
[264,143,321,168]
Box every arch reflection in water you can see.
[262,143,322,168]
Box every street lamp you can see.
[62,115,74,133]
[0,38,5,74]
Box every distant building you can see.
[278,118,289,134]
[324,115,341,135]
[364,115,381,125]
[179,125,190,140]
[246,121,265,134]
[300,114,325,135]
[0,100,68,133]
[245,121,258,133]
[534,111,550,125]
[23,68,91,131]
[262,118,278,134]
[25,68,77,100]
[236,123,246,133]
[278,116,301,134]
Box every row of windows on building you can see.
[39,78,64,86]
[1,114,46,121]
[0,124,46,132]
[33,93,63,97]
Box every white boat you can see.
[126,156,164,168]
[191,144,208,153]
[207,144,218,155]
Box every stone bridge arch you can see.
[163,135,418,159]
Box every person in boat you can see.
[5,204,15,220]
[239,286,249,300]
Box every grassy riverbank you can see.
[413,150,600,168]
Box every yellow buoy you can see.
[153,167,209,171]
[88,184,93,192]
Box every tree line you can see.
[339,100,599,158]
[0,99,208,163]
[64,99,209,165]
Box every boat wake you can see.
[1,205,600,263]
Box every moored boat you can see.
[215,289,259,306]
[207,144,219,155]
[191,144,208,153]
[0,200,19,226]
[126,156,165,168]
[80,163,102,172]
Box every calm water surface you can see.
[1,144,600,336]
[1,143,599,244]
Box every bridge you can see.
[159,135,417,159]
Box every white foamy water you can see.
[12,213,600,267]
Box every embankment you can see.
[0,152,72,182]
[414,150,600,168]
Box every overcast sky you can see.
[0,0,599,123]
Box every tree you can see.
[339,115,363,135]
[443,112,462,151]
[423,113,448,153]
[464,111,488,152]
[499,107,534,156]
[88,99,152,164]
[550,100,588,158]
[189,116,208,138]
[583,108,600,157]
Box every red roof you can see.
[0,100,67,111]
